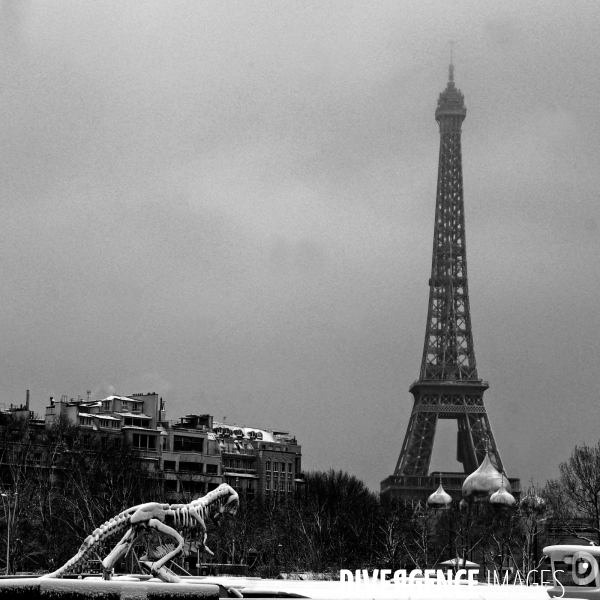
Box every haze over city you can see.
[0,0,598,491]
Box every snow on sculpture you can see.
[43,483,239,583]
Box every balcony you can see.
[381,472,521,498]
[222,451,256,459]
[224,467,257,476]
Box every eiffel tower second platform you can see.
[381,378,520,502]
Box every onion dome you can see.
[427,483,452,510]
[520,489,546,514]
[462,452,511,500]
[490,480,516,507]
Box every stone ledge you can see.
[0,577,221,599]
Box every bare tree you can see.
[374,505,410,569]
[0,415,43,573]
[478,505,522,576]
[544,442,600,545]
[510,487,548,580]
[47,425,163,566]
[401,504,448,570]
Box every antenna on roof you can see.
[449,40,455,83]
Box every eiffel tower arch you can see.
[381,64,519,502]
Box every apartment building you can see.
[41,395,303,500]
[161,413,221,498]
[43,394,222,495]
[212,421,303,498]
[44,393,162,469]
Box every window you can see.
[288,482,292,492]
[179,461,202,473]
[165,480,178,492]
[273,462,278,472]
[266,461,271,472]
[174,436,203,453]
[266,481,270,491]
[163,460,176,471]
[132,434,156,450]
[124,417,149,428]
[207,482,218,492]
[288,463,292,472]
[181,480,205,494]
[206,464,218,475]
[279,481,284,491]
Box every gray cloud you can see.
[0,0,598,489]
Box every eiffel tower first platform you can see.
[381,64,519,503]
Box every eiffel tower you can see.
[381,64,519,502]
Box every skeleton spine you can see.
[42,508,138,578]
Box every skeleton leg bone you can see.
[146,519,184,583]
[102,527,135,580]
[188,509,213,556]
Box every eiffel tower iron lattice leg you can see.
[394,383,503,477]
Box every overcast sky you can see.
[1,0,599,491]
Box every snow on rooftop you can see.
[212,422,279,443]
[117,412,152,419]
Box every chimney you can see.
[26,390,30,411]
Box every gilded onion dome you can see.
[520,489,546,514]
[462,452,512,500]
[427,483,452,510]
[490,480,516,507]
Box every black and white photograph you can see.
[0,1,599,597]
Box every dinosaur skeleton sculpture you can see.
[43,483,239,583]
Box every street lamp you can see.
[1,491,17,576]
